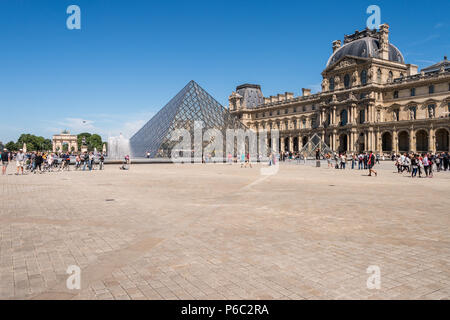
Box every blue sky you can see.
[0,0,448,143]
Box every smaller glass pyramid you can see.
[130,80,247,158]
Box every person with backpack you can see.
[367,151,377,177]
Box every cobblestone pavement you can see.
[0,162,449,300]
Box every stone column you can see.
[280,137,285,153]
[409,129,414,153]
[429,127,435,153]
[332,107,336,125]
[289,136,293,152]
[332,131,337,151]
[376,130,381,153]
[393,130,398,154]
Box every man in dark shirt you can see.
[1,149,10,175]
[444,152,449,171]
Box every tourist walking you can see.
[16,149,25,175]
[1,148,10,175]
[367,151,377,177]
[244,152,252,168]
[34,152,43,173]
[75,154,81,170]
[411,155,419,178]
[82,152,89,171]
[88,152,94,171]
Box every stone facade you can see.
[229,24,450,155]
[52,131,78,152]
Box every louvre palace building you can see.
[228,24,450,155]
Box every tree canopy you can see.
[77,133,105,152]
[15,134,52,151]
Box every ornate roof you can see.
[326,37,404,67]
[236,84,264,109]
[422,56,450,73]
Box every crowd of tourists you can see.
[393,152,449,178]
[0,148,106,175]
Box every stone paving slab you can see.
[0,162,449,299]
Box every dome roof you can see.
[326,37,404,67]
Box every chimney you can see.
[379,23,390,60]
[302,88,311,97]
[332,40,341,53]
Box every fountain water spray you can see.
[108,133,131,160]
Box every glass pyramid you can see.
[130,80,247,158]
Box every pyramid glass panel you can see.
[130,81,247,158]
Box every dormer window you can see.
[377,69,382,83]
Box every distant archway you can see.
[416,130,428,152]
[293,137,299,152]
[338,134,348,153]
[398,131,409,152]
[382,132,393,152]
[284,137,290,152]
[435,128,449,152]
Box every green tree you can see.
[89,134,103,151]
[77,133,105,152]
[5,141,18,151]
[77,132,91,150]
[16,134,52,151]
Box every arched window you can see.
[360,70,367,85]
[388,71,393,83]
[377,69,382,83]
[344,74,350,88]
[329,77,335,91]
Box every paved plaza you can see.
[0,162,449,300]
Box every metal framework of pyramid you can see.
[299,133,333,159]
[130,80,247,158]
